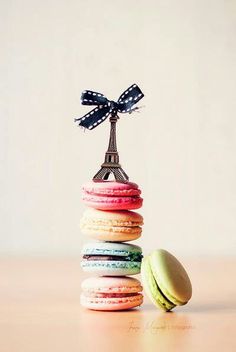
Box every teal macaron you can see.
[81,242,142,276]
[141,249,192,311]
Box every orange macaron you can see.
[80,208,143,242]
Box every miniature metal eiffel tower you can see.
[93,112,129,182]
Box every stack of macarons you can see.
[80,181,144,311]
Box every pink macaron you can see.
[80,276,143,311]
[82,181,143,210]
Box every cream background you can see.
[1,0,236,256]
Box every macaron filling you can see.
[80,221,141,232]
[81,224,142,234]
[84,292,140,298]
[81,293,143,305]
[82,181,141,197]
[151,268,187,306]
[82,193,142,204]
[83,254,142,262]
[82,252,142,262]
[150,271,176,311]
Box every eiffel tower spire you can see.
[93,113,129,182]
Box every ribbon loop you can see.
[74,84,144,130]
[81,90,107,106]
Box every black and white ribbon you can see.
[74,84,144,130]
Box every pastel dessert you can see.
[82,181,143,210]
[81,242,142,276]
[80,276,143,311]
[141,249,192,311]
[80,208,143,242]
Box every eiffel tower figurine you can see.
[93,111,129,182]
[75,84,144,182]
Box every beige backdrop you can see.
[1,0,236,256]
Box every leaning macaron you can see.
[82,181,143,210]
[81,276,143,311]
[81,242,142,276]
[80,208,143,242]
[141,249,192,311]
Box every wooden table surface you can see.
[0,257,235,352]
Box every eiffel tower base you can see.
[93,166,129,182]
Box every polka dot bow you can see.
[74,84,144,130]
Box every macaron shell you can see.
[81,260,141,276]
[80,293,143,311]
[81,276,142,293]
[141,256,175,311]
[80,208,143,226]
[82,181,141,197]
[82,194,143,210]
[150,249,192,305]
[81,241,142,257]
[81,227,141,242]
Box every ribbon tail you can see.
[74,105,111,130]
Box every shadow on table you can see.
[142,302,236,313]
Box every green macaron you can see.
[141,249,192,311]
